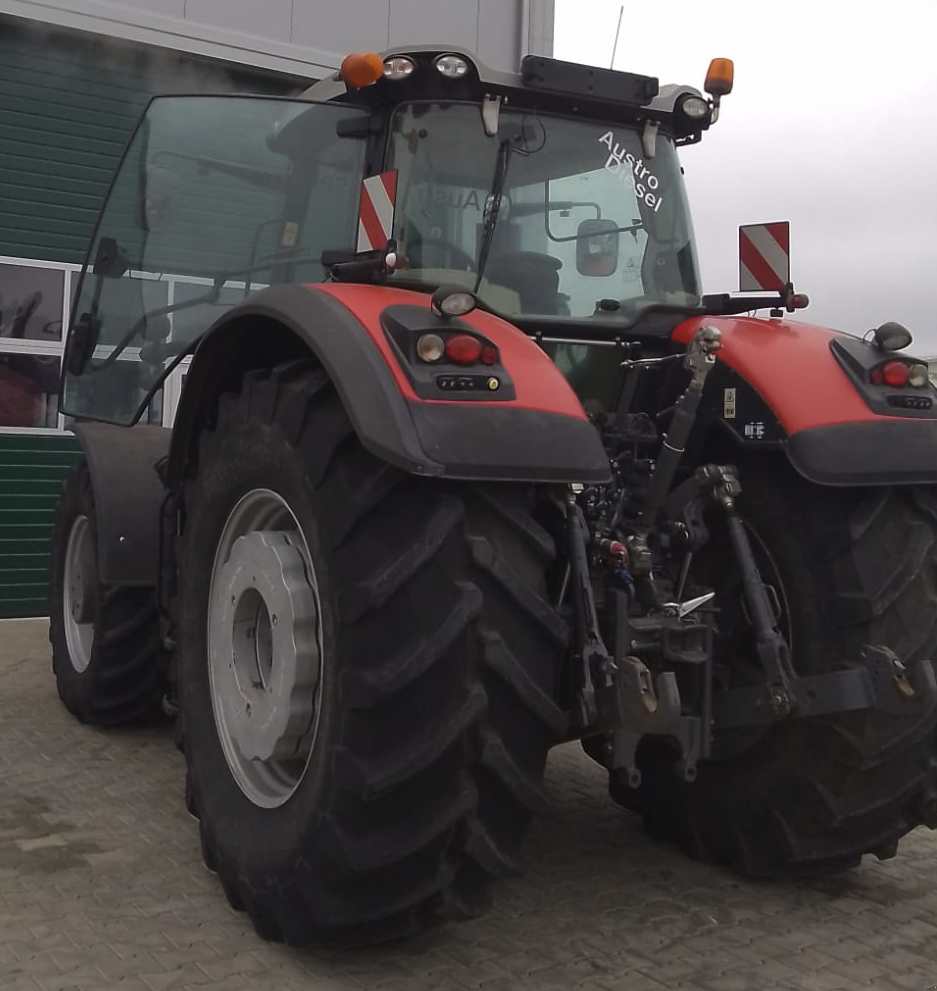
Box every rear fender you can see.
[674,315,937,486]
[166,283,611,489]
[71,422,170,586]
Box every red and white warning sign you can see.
[356,170,398,254]
[738,221,790,292]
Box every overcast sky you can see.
[553,0,937,351]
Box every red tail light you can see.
[444,334,483,365]
[883,361,910,387]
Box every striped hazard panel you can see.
[356,170,398,254]
[738,221,790,291]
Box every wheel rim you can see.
[207,488,323,808]
[63,514,96,673]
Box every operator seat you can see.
[489,251,563,314]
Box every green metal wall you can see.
[0,17,303,617]
[0,28,149,264]
[0,16,302,265]
[0,435,80,618]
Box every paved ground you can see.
[4,619,937,991]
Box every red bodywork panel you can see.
[673,315,877,434]
[316,283,588,420]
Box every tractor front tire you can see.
[609,457,937,876]
[174,361,567,946]
[49,461,169,726]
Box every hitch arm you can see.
[637,324,722,532]
[697,463,798,715]
[564,489,612,728]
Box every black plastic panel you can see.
[787,420,937,486]
[408,400,611,483]
[521,56,658,105]
[381,304,515,402]
[829,337,937,420]
[73,422,170,586]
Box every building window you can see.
[0,254,223,432]
[0,263,65,344]
[0,353,61,428]
[0,257,76,433]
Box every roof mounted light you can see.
[340,51,384,89]
[383,55,415,80]
[872,321,913,352]
[431,284,477,318]
[435,54,470,79]
[678,94,710,120]
[704,57,734,123]
[704,58,734,97]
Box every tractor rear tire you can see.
[174,360,567,946]
[48,461,169,726]
[608,456,937,876]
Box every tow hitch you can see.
[713,644,937,728]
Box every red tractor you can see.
[48,45,937,946]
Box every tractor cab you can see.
[60,46,733,424]
[306,47,722,323]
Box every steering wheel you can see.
[410,236,476,272]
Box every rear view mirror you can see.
[141,164,180,233]
[576,218,619,277]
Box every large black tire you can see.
[174,360,567,946]
[607,456,937,876]
[48,461,169,726]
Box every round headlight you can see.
[434,54,470,78]
[383,56,415,80]
[679,95,710,119]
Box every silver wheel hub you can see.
[207,489,322,807]
[212,530,319,762]
[63,514,96,673]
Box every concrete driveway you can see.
[3,618,937,991]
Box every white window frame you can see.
[0,255,80,435]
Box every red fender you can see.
[673,315,937,486]
[168,282,611,486]
[672,315,872,433]
[317,283,588,419]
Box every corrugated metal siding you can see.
[0,25,156,263]
[0,19,303,616]
[0,1,553,76]
[0,434,81,618]
[0,16,303,264]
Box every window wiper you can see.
[472,138,513,294]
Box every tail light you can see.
[909,363,930,388]
[444,335,482,365]
[416,333,445,362]
[383,304,514,401]
[882,362,910,387]
[870,360,929,389]
[415,331,497,367]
